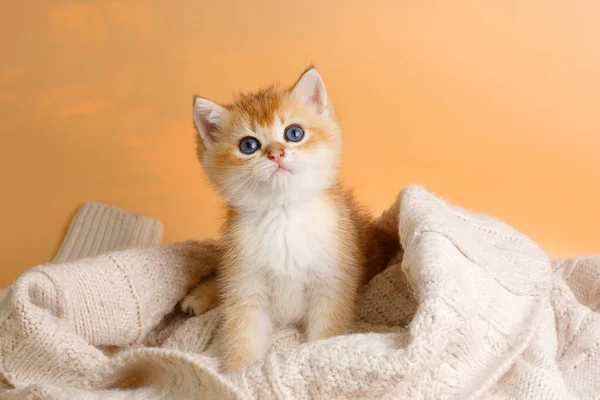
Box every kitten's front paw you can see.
[180,280,220,316]
[181,293,213,316]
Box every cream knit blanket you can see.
[1,186,599,399]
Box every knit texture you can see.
[0,201,164,395]
[1,186,599,399]
[52,201,164,264]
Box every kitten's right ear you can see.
[193,96,226,148]
[292,67,328,115]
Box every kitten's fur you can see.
[182,67,395,373]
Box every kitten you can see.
[181,67,395,373]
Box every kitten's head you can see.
[193,67,341,209]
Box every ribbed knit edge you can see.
[0,202,163,299]
[1,202,163,302]
[52,201,164,264]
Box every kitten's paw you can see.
[180,280,220,316]
[180,293,213,316]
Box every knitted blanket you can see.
[1,186,599,399]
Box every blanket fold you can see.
[1,241,219,391]
[1,186,599,399]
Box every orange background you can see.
[1,2,599,287]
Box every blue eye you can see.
[239,137,261,154]
[284,125,305,142]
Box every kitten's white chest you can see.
[236,199,339,324]
[241,199,338,274]
[268,202,336,274]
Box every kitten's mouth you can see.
[271,164,291,176]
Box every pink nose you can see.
[268,150,285,163]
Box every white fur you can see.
[220,109,343,360]
[230,196,340,327]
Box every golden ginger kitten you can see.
[182,67,392,373]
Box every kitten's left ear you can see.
[291,67,328,115]
[193,96,226,149]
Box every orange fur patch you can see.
[213,144,246,167]
[296,122,334,151]
[229,86,282,128]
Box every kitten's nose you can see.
[268,151,285,163]
[266,144,285,163]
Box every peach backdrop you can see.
[2,1,599,287]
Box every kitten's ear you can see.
[291,67,328,115]
[193,96,226,148]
